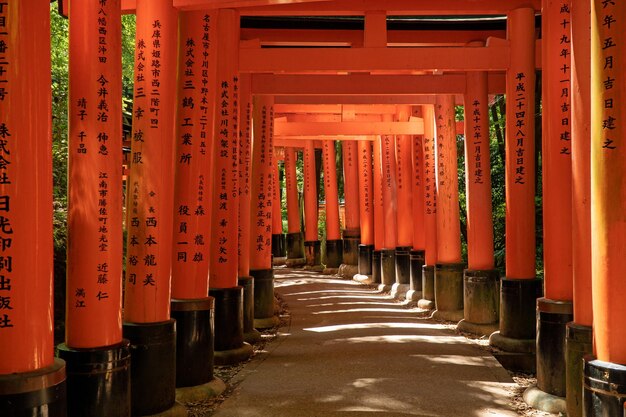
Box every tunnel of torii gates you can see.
[0,0,625,416]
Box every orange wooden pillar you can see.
[237,74,261,344]
[528,1,574,407]
[357,140,374,277]
[57,0,130,414]
[249,95,278,330]
[169,10,218,390]
[394,106,413,294]
[271,155,285,260]
[432,95,464,322]
[566,1,593,415]
[407,106,426,301]
[0,1,66,413]
[380,114,398,289]
[418,105,438,309]
[490,8,543,360]
[457,69,499,337]
[342,141,361,269]
[121,1,179,414]
[284,147,305,261]
[303,141,321,268]
[372,136,385,284]
[323,140,343,269]
[583,2,626,414]
[207,9,252,364]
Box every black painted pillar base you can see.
[583,357,626,416]
[325,239,343,269]
[395,247,411,285]
[432,263,465,322]
[250,269,279,329]
[418,265,435,310]
[566,323,592,417]
[380,249,396,290]
[0,358,67,417]
[57,341,130,417]
[272,233,286,259]
[304,240,323,270]
[457,269,500,336]
[171,298,215,388]
[123,320,180,416]
[406,250,425,301]
[358,244,374,276]
[371,250,382,284]
[342,228,360,266]
[489,278,543,373]
[208,287,253,366]
[238,276,262,344]
[286,232,305,260]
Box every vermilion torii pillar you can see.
[432,95,464,322]
[525,1,574,411]
[380,114,398,290]
[566,1,593,415]
[418,106,439,310]
[271,155,286,262]
[372,135,385,284]
[489,8,543,365]
[284,147,305,264]
[237,74,261,345]
[323,140,343,270]
[583,2,626,415]
[249,95,279,330]
[303,141,322,269]
[341,141,361,274]
[208,9,252,365]
[457,66,499,338]
[169,10,220,395]
[356,140,374,278]
[58,0,130,415]
[122,1,180,415]
[407,106,426,302]
[0,1,67,413]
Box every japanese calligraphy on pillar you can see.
[436,110,446,189]
[423,134,436,216]
[360,142,371,214]
[513,71,529,184]
[557,2,572,155]
[598,0,619,151]
[237,74,252,273]
[471,100,485,183]
[382,135,394,190]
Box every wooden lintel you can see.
[274,121,425,136]
[273,95,463,105]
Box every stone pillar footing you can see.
[358,244,374,276]
[371,250,382,284]
[395,246,411,286]
[338,263,359,279]
[171,298,215,389]
[409,250,425,293]
[123,320,177,416]
[405,289,422,302]
[208,287,251,365]
[434,263,465,314]
[57,341,130,417]
[175,378,226,405]
[286,232,305,260]
[583,357,626,416]
[458,269,500,337]
[285,257,306,268]
[523,386,567,415]
[0,358,67,417]
[390,283,410,299]
[250,269,276,329]
[418,265,435,309]
[380,248,396,289]
[325,239,343,268]
[342,229,360,266]
[431,309,464,322]
[304,240,323,268]
[237,276,262,344]
[536,298,573,399]
[566,323,592,417]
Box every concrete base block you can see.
[431,309,464,323]
[272,257,287,266]
[338,263,358,279]
[254,315,280,330]
[285,257,307,268]
[303,264,325,272]
[390,283,410,299]
[377,283,393,292]
[457,319,499,337]
[175,378,226,404]
[405,289,422,302]
[144,402,188,417]
[353,274,373,285]
[322,268,339,275]
[523,386,567,414]
[243,329,263,344]
[490,331,536,373]
[489,331,535,354]
[214,342,253,366]
[418,299,435,310]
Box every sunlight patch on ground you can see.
[410,354,492,366]
[303,322,447,333]
[322,334,465,345]
[312,307,417,315]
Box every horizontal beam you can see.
[251,73,506,95]
[240,46,510,73]
[273,95,465,105]
[274,104,400,115]
[274,120,424,136]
